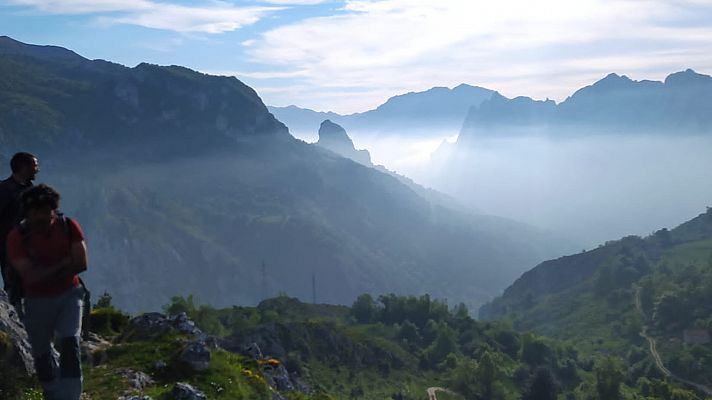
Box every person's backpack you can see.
[17,214,92,338]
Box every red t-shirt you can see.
[6,217,85,297]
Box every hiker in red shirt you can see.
[7,183,87,400]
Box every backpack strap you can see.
[18,219,34,262]
[60,214,92,337]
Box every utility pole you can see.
[261,261,267,301]
[312,273,316,305]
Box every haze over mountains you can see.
[0,36,573,312]
[430,70,712,246]
[276,68,712,247]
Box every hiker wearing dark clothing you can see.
[0,152,39,310]
[7,184,87,400]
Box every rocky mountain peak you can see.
[664,68,711,87]
[316,120,372,166]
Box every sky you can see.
[2,0,712,114]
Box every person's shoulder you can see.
[0,177,12,193]
[6,225,22,243]
[64,216,86,241]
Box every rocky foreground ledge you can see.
[0,290,310,400]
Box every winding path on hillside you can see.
[633,286,712,396]
[426,386,457,400]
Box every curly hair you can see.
[20,184,61,211]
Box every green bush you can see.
[89,307,130,336]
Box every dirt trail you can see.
[427,387,456,400]
[633,285,712,396]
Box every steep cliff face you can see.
[0,35,289,158]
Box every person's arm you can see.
[62,240,88,276]
[65,219,88,275]
[10,256,73,286]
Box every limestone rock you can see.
[119,369,155,390]
[169,312,202,336]
[126,313,171,340]
[125,312,203,341]
[81,332,112,366]
[172,382,207,400]
[0,289,34,375]
[180,340,211,371]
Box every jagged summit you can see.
[316,120,372,166]
[574,72,639,95]
[457,68,712,139]
[664,68,710,86]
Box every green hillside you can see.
[7,292,709,400]
[481,208,712,390]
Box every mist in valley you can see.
[331,130,712,248]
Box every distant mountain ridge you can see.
[269,84,495,138]
[0,36,574,312]
[458,69,712,143]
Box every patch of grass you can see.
[83,337,273,400]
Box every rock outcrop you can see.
[0,289,34,375]
[124,312,203,341]
[180,340,211,371]
[316,120,372,166]
[172,382,207,400]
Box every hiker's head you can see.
[20,184,60,228]
[10,152,39,183]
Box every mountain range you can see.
[269,84,495,138]
[271,69,712,145]
[456,69,712,144]
[0,36,573,312]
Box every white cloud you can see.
[5,0,150,13]
[260,0,330,4]
[4,0,276,33]
[244,0,712,112]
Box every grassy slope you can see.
[481,209,712,389]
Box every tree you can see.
[95,291,114,309]
[425,323,459,367]
[521,367,558,400]
[474,351,505,400]
[450,356,479,398]
[454,302,469,319]
[594,357,624,400]
[654,228,673,247]
[351,294,377,323]
[397,320,422,344]
[520,333,552,367]
[164,294,196,316]
[653,291,690,332]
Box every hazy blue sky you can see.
[2,0,712,113]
